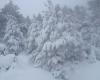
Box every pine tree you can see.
[88,0,100,48]
[1,0,25,23]
[4,16,24,55]
[0,14,7,39]
[88,0,100,19]
[27,14,43,54]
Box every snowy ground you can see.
[0,54,55,80]
[70,61,100,80]
[0,54,100,80]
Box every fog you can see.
[0,0,89,17]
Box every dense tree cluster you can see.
[0,0,100,80]
[28,0,99,68]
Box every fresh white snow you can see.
[0,54,55,80]
[0,54,15,71]
[70,61,100,80]
[1,54,100,80]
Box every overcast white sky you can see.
[0,0,89,17]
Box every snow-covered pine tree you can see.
[87,0,100,60]
[0,14,7,39]
[1,0,25,23]
[4,15,24,55]
[27,13,43,55]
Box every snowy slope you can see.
[70,61,100,80]
[0,54,55,80]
